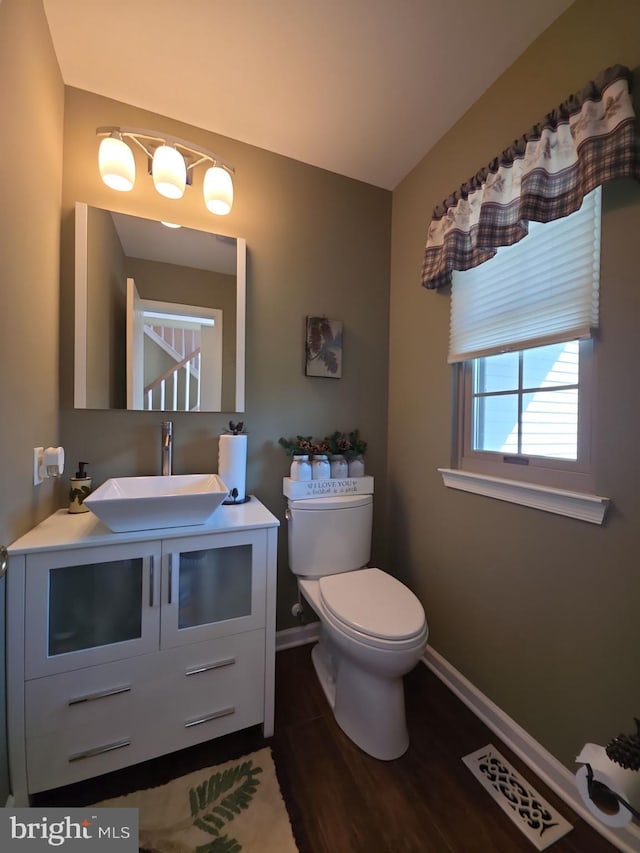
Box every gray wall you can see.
[388,0,640,769]
[0,0,64,804]
[59,87,392,633]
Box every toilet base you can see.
[311,642,336,709]
[310,634,410,761]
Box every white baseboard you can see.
[424,646,640,853]
[275,622,320,651]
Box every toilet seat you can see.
[318,568,426,648]
[321,603,428,653]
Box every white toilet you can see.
[286,493,428,760]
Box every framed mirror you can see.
[74,202,245,412]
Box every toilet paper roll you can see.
[218,434,247,501]
[575,743,640,828]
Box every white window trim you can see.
[438,468,609,525]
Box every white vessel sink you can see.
[84,474,229,533]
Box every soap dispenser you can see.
[69,462,92,514]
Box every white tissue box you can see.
[283,475,374,500]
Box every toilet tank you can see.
[286,494,373,578]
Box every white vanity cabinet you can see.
[7,499,279,806]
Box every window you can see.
[459,339,593,490]
[451,188,601,492]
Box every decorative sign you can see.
[283,476,374,500]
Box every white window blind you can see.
[449,186,601,364]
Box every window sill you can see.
[438,468,610,525]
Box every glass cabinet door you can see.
[48,559,141,654]
[25,540,161,678]
[161,529,266,648]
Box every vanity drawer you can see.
[25,654,158,738]
[24,632,265,793]
[159,630,265,752]
[26,719,147,794]
[26,631,264,739]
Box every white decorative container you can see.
[312,454,331,479]
[290,455,312,481]
[330,454,348,478]
[348,455,365,477]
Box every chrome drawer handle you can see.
[185,657,235,676]
[68,739,131,762]
[68,685,132,706]
[184,706,235,728]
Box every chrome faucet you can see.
[161,421,173,476]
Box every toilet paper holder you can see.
[585,762,640,821]
[222,487,251,506]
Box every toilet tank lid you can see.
[288,494,372,510]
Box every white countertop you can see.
[8,496,279,555]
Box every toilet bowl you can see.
[299,568,428,759]
[285,489,428,760]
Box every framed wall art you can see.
[305,316,343,378]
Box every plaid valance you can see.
[421,65,640,290]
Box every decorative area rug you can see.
[462,744,573,850]
[95,747,299,853]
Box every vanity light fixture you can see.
[203,165,234,215]
[151,143,187,199]
[98,131,136,191]
[96,126,235,214]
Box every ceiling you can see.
[110,210,238,273]
[43,0,574,190]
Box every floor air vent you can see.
[462,745,573,850]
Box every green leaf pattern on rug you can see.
[140,759,263,853]
[190,759,263,853]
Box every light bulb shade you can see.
[203,166,234,215]
[152,145,186,199]
[98,135,135,191]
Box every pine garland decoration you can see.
[605,718,640,771]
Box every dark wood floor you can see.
[34,643,616,852]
